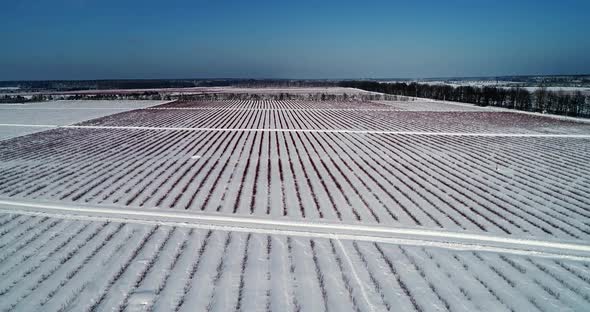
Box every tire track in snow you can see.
[333,237,376,312]
[1,123,589,138]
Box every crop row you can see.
[155,99,487,112]
[0,127,589,240]
[0,214,589,312]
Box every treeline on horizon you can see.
[1,90,400,103]
[0,94,46,104]
[340,81,590,118]
[0,79,336,92]
[0,80,199,92]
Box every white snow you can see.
[0,215,588,311]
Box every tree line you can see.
[340,81,590,118]
[0,91,401,104]
[0,94,46,104]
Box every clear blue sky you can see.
[1,0,589,80]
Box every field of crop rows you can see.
[0,101,589,242]
[74,100,590,134]
[0,213,588,312]
[1,99,590,311]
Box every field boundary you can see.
[0,124,590,139]
[62,125,590,137]
[1,198,590,261]
[4,122,589,138]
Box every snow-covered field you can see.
[72,100,590,134]
[0,98,589,311]
[0,213,588,312]
[0,100,169,140]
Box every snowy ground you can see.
[0,213,588,312]
[0,98,589,311]
[0,100,169,140]
[0,126,54,141]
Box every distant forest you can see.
[0,79,337,92]
[341,81,590,118]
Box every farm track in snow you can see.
[2,199,590,261]
[6,124,590,138]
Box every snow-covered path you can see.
[2,123,590,138]
[1,198,589,261]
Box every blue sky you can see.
[1,0,589,80]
